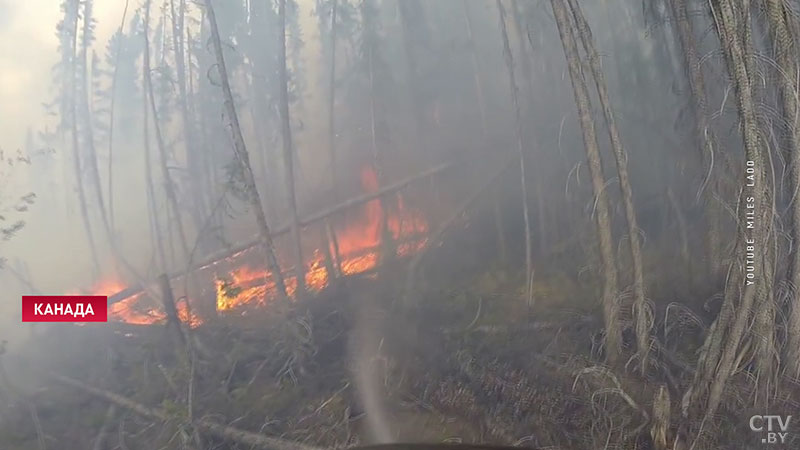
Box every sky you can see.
[0,0,123,151]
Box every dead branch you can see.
[50,374,321,450]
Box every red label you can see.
[22,296,108,322]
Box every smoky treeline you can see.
[2,0,800,449]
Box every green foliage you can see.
[0,149,34,250]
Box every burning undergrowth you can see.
[90,165,430,329]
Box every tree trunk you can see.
[142,45,168,273]
[509,0,548,255]
[170,0,209,250]
[361,1,395,263]
[496,0,533,308]
[68,0,100,277]
[186,25,220,242]
[398,0,433,167]
[566,0,650,374]
[550,0,622,363]
[324,0,343,278]
[462,0,507,265]
[667,0,722,280]
[79,1,115,258]
[764,0,800,378]
[144,0,190,263]
[278,0,306,299]
[203,0,289,302]
[679,2,774,443]
[105,0,130,234]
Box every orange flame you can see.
[95,165,429,324]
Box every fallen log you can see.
[109,160,458,305]
[50,373,321,450]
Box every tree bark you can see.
[324,0,343,278]
[567,0,650,374]
[764,0,800,378]
[550,0,622,363]
[496,0,533,308]
[278,0,306,299]
[679,2,774,444]
[203,0,289,302]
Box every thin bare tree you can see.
[170,0,208,244]
[142,37,167,273]
[566,0,650,374]
[277,0,306,299]
[105,0,130,233]
[143,0,190,262]
[550,0,622,363]
[66,0,101,276]
[764,0,800,378]
[325,0,343,277]
[496,0,533,307]
[462,0,507,264]
[509,0,548,255]
[79,1,113,252]
[360,0,395,263]
[203,0,289,302]
[667,0,722,276]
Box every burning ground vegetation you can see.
[99,165,429,329]
[2,213,798,450]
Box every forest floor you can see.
[0,230,792,450]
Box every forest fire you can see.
[96,165,429,326]
[213,165,429,312]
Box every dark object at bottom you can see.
[352,445,534,450]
